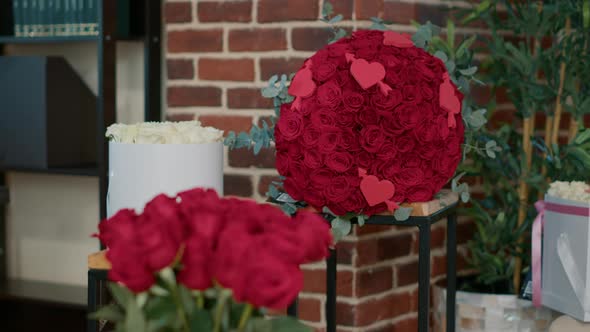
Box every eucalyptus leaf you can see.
[328,14,343,24]
[434,51,448,62]
[89,304,124,322]
[394,207,413,221]
[357,215,366,226]
[331,217,352,242]
[108,283,134,307]
[459,66,478,76]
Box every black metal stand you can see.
[325,204,458,332]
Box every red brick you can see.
[164,2,192,23]
[229,29,287,52]
[335,301,355,326]
[258,0,319,22]
[228,147,276,168]
[258,175,281,197]
[456,221,475,244]
[167,30,223,53]
[224,174,253,197]
[383,2,416,24]
[336,241,354,265]
[197,1,252,22]
[356,0,384,19]
[198,115,253,134]
[332,0,353,19]
[227,88,273,109]
[167,59,194,80]
[432,254,447,277]
[198,58,255,81]
[356,292,411,326]
[292,27,334,51]
[298,297,322,322]
[392,316,418,332]
[377,233,413,261]
[167,86,221,107]
[536,112,572,130]
[355,224,394,236]
[302,269,353,297]
[356,238,379,266]
[416,3,449,26]
[356,267,393,297]
[260,57,306,80]
[396,259,418,287]
[165,113,194,122]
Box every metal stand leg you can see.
[446,214,457,332]
[326,248,337,332]
[88,270,97,332]
[287,298,298,317]
[418,224,431,332]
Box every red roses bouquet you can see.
[91,188,332,332]
[275,30,464,218]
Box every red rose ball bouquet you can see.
[91,188,331,331]
[275,30,464,217]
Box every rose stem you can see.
[213,289,230,332]
[237,304,254,331]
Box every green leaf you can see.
[394,207,413,221]
[461,191,470,203]
[136,292,148,308]
[456,35,476,59]
[159,267,176,288]
[575,130,590,145]
[331,217,352,242]
[270,316,313,332]
[459,66,478,76]
[248,317,272,332]
[261,87,279,98]
[144,295,177,323]
[434,51,448,62]
[179,285,195,314]
[89,304,124,322]
[322,1,334,17]
[465,109,487,129]
[446,20,455,51]
[357,215,366,226]
[108,283,134,307]
[328,14,343,24]
[125,296,147,332]
[189,309,213,332]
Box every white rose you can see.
[106,121,223,144]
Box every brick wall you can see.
[164,1,474,330]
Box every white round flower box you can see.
[107,140,223,217]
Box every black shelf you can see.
[0,35,99,44]
[0,278,87,308]
[1,164,98,177]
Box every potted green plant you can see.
[432,1,590,330]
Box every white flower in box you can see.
[538,181,590,322]
[106,121,224,217]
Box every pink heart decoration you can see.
[350,59,386,90]
[439,77,461,128]
[360,175,395,207]
[383,31,414,48]
[288,68,316,98]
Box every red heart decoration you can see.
[288,68,316,98]
[350,59,386,90]
[360,175,395,206]
[439,77,461,128]
[383,31,414,48]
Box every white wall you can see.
[4,42,145,286]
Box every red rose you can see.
[343,91,365,111]
[284,178,304,201]
[311,109,336,127]
[96,209,137,247]
[304,189,326,208]
[340,130,362,152]
[302,126,321,146]
[289,161,308,187]
[371,90,403,111]
[326,151,354,173]
[393,103,421,130]
[212,225,254,289]
[303,149,323,169]
[402,153,424,169]
[360,125,385,153]
[420,83,435,100]
[325,176,353,203]
[277,111,303,141]
[382,159,403,179]
[318,129,340,153]
[336,70,355,89]
[357,106,381,126]
[317,81,342,109]
[402,84,422,104]
[106,246,155,293]
[405,185,434,202]
[376,141,397,161]
[415,118,437,144]
[310,168,336,187]
[329,41,350,58]
[336,112,357,127]
[339,190,366,213]
[294,211,332,262]
[276,150,291,175]
[395,167,425,187]
[418,143,438,160]
[395,135,415,153]
[177,238,212,290]
[135,195,184,272]
[313,62,337,82]
[357,150,374,170]
[231,248,303,310]
[379,54,401,68]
